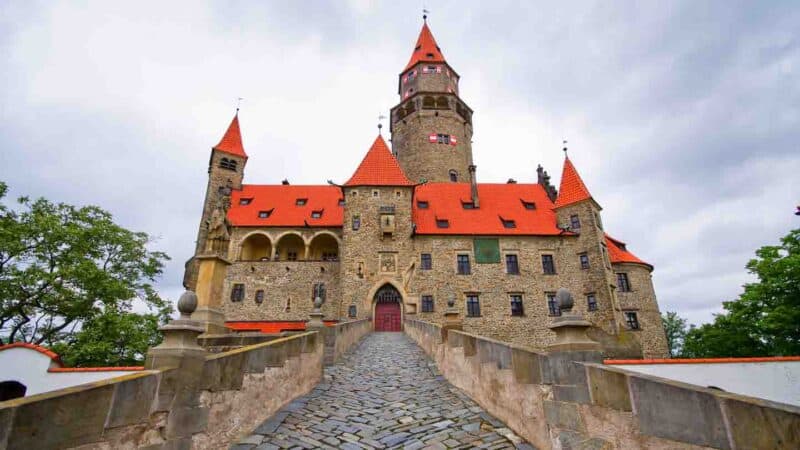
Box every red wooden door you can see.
[375,301,401,332]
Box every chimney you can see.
[468,165,479,208]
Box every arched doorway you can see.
[0,381,26,401]
[374,284,402,332]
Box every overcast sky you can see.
[1,1,798,326]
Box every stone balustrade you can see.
[404,317,800,450]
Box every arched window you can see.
[436,96,449,109]
[449,170,458,182]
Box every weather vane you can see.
[236,97,244,113]
[562,139,568,156]
[423,6,429,21]
[378,114,387,134]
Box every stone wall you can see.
[614,262,669,358]
[0,332,323,449]
[405,318,800,450]
[317,319,372,365]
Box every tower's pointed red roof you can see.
[345,136,413,186]
[213,114,247,158]
[554,157,593,208]
[404,22,446,71]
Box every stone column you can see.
[307,296,333,366]
[191,253,231,335]
[546,288,601,353]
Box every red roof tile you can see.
[228,185,343,227]
[554,157,593,208]
[226,321,338,333]
[0,342,63,366]
[413,183,565,235]
[606,234,651,268]
[404,23,447,71]
[344,136,413,187]
[213,114,247,158]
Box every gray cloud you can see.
[1,1,798,327]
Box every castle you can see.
[186,19,669,358]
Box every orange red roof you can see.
[554,157,593,208]
[413,183,566,235]
[0,342,62,366]
[404,22,447,71]
[226,320,338,333]
[344,136,413,187]
[606,234,651,268]
[213,114,247,158]
[228,185,343,227]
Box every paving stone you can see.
[233,333,531,449]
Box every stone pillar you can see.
[441,295,463,342]
[546,288,601,353]
[307,296,333,366]
[145,291,209,448]
[191,253,231,335]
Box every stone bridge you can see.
[0,317,798,449]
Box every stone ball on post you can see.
[177,290,198,319]
[555,288,574,312]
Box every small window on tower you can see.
[449,170,458,182]
[338,199,345,206]
[239,198,253,206]
[296,198,307,206]
[426,52,435,58]
[437,134,451,144]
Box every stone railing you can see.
[405,318,800,450]
[0,332,322,450]
[318,318,372,365]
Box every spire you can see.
[404,21,446,71]
[345,135,413,186]
[554,156,593,208]
[213,113,247,158]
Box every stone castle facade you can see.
[186,20,669,358]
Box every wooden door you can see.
[374,285,402,332]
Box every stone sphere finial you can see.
[177,290,198,318]
[555,288,574,312]
[314,296,324,310]
[447,294,456,308]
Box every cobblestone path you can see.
[233,332,534,450]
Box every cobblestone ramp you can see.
[233,332,536,450]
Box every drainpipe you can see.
[468,164,479,208]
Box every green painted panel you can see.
[474,238,500,264]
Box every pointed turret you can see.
[404,22,447,71]
[213,114,247,158]
[554,157,594,208]
[345,136,413,186]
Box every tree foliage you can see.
[0,181,170,365]
[661,311,688,357]
[681,228,800,358]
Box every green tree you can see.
[661,311,688,357]
[683,228,800,358]
[0,181,170,365]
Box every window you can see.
[570,214,581,229]
[505,254,519,274]
[287,251,298,261]
[372,190,379,198]
[587,294,597,311]
[461,201,475,209]
[579,253,590,269]
[239,198,252,205]
[322,252,338,261]
[436,219,450,229]
[230,284,245,302]
[312,283,326,302]
[428,133,452,145]
[219,158,238,171]
[541,254,556,274]
[501,218,516,229]
[255,289,265,304]
[258,210,272,219]
[601,243,610,268]
[417,201,429,209]
[625,312,640,330]
[595,211,603,229]
[348,305,357,318]
[352,215,361,231]
[466,294,480,317]
[547,292,560,316]
[521,200,536,210]
[420,253,432,270]
[296,198,307,206]
[421,295,434,312]
[510,294,524,316]
[457,254,471,275]
[338,199,345,206]
[449,170,458,182]
[311,210,323,219]
[617,273,631,292]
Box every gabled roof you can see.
[228,185,343,227]
[413,183,566,235]
[344,136,413,187]
[606,234,652,269]
[404,22,447,71]
[554,157,593,208]
[213,114,247,158]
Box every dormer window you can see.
[417,201,429,209]
[239,198,253,206]
[436,218,449,229]
[311,210,323,219]
[296,198,307,206]
[521,200,536,210]
[426,53,434,58]
[258,209,273,219]
[501,218,516,229]
[338,199,345,206]
[461,201,475,210]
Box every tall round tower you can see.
[390,19,474,184]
